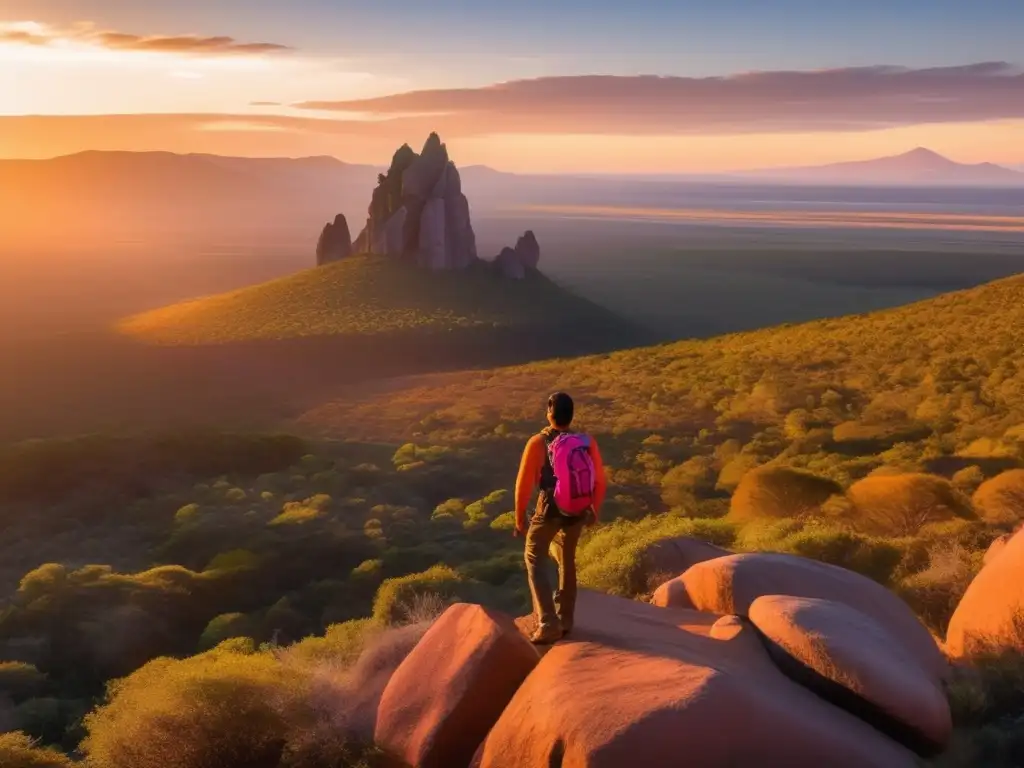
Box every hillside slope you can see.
[302,272,1024,466]
[118,255,640,346]
[0,257,645,442]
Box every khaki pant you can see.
[524,508,585,631]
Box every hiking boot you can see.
[559,621,573,638]
[529,623,562,645]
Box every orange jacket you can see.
[515,432,606,529]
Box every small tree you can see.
[728,466,841,524]
[973,469,1024,526]
[660,457,716,509]
[847,473,974,536]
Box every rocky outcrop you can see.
[653,552,948,682]
[488,231,542,280]
[514,231,540,270]
[315,213,352,265]
[418,198,447,270]
[375,604,539,768]
[493,247,524,280]
[370,557,951,766]
[947,525,1024,658]
[749,595,951,754]
[344,133,479,272]
[475,591,916,767]
[317,133,537,278]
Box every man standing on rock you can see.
[515,392,606,644]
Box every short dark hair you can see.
[547,392,574,428]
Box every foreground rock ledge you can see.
[750,595,951,755]
[476,591,916,768]
[654,551,948,682]
[375,603,539,768]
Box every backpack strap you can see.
[539,427,560,491]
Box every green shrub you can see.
[715,454,759,493]
[735,519,903,584]
[490,512,516,531]
[897,542,985,635]
[779,526,903,585]
[83,645,305,768]
[174,503,200,524]
[847,473,974,536]
[577,516,735,596]
[464,490,508,529]
[728,466,842,524]
[371,565,470,625]
[198,613,257,651]
[270,494,332,526]
[0,732,73,768]
[286,619,380,666]
[734,517,806,552]
[431,498,465,521]
[952,465,986,493]
[660,457,716,508]
[973,470,1024,526]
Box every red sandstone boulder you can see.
[947,527,1024,658]
[750,595,951,754]
[477,590,915,768]
[653,552,947,681]
[375,603,539,768]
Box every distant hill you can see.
[118,254,640,346]
[0,256,645,441]
[0,150,381,244]
[744,148,1024,187]
[302,271,1024,450]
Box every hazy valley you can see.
[3,140,1024,767]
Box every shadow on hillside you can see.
[0,318,652,443]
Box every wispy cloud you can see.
[294,62,1024,135]
[0,21,290,56]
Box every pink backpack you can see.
[545,432,596,515]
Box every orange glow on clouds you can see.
[0,20,406,118]
[1,20,1022,173]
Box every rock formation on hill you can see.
[369,542,955,767]
[492,231,541,280]
[317,133,541,277]
[352,133,478,270]
[315,213,352,265]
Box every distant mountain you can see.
[0,150,382,244]
[744,148,1024,187]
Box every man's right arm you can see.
[514,435,545,532]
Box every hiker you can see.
[515,392,606,644]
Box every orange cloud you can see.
[295,63,1024,135]
[91,31,289,55]
[0,21,289,56]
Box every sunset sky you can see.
[2,0,1023,173]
